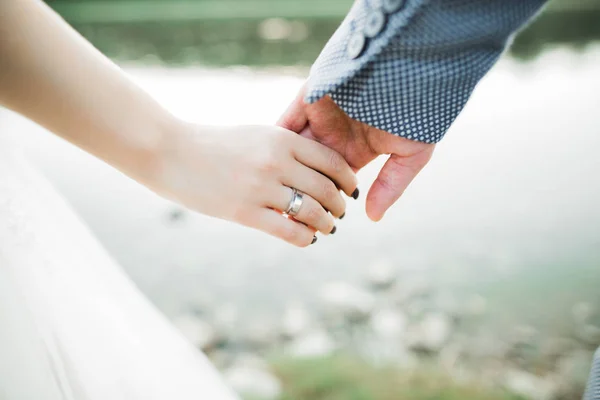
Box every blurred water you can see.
[58,3,600,65]
[2,47,600,335]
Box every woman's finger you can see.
[268,186,336,235]
[247,208,316,248]
[291,137,358,198]
[280,164,346,219]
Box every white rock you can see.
[319,282,376,322]
[438,343,464,370]
[464,294,488,317]
[224,366,282,400]
[361,339,417,369]
[431,292,461,320]
[208,350,234,370]
[510,325,538,345]
[558,350,595,388]
[394,278,433,305]
[450,365,477,386]
[241,319,279,349]
[475,360,506,387]
[288,329,336,358]
[404,300,428,319]
[365,259,397,290]
[502,370,558,400]
[409,313,452,352]
[172,314,220,351]
[371,309,407,339]
[421,313,452,349]
[281,303,313,339]
[572,302,594,324]
[541,337,579,361]
[212,303,239,343]
[578,324,600,346]
[232,353,271,370]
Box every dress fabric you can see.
[0,136,238,400]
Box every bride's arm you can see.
[0,0,357,246]
[0,0,174,185]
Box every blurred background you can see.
[2,0,600,399]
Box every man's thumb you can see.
[277,86,308,133]
[366,151,431,221]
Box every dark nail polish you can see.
[352,188,360,200]
[311,236,318,245]
[330,226,337,235]
[339,212,346,220]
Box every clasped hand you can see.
[155,85,435,248]
[278,84,435,222]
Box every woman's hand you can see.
[153,122,358,247]
[0,0,356,247]
[279,86,435,222]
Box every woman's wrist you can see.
[145,117,213,203]
[117,111,187,195]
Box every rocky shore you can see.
[172,260,600,400]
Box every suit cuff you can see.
[305,0,547,144]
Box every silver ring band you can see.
[285,188,304,217]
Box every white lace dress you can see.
[0,133,238,400]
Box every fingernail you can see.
[351,188,360,200]
[330,226,337,235]
[339,212,345,220]
[311,236,318,245]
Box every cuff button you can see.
[383,0,407,14]
[364,10,386,38]
[347,33,366,59]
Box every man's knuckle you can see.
[380,165,401,190]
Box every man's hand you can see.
[278,85,435,222]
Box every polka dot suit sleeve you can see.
[585,349,600,400]
[305,0,548,144]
